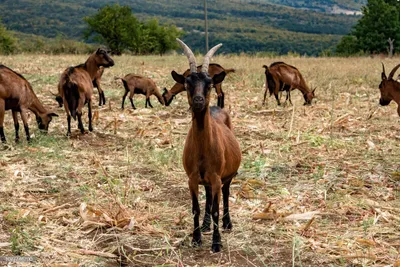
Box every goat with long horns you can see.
[379,63,400,116]
[172,39,241,253]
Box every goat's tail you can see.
[154,88,165,106]
[63,69,79,120]
[224,68,235,74]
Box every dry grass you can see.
[0,53,399,267]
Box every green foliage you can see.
[336,35,361,55]
[0,19,16,54]
[0,0,362,55]
[338,0,400,55]
[83,4,182,55]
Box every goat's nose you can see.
[193,95,204,104]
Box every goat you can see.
[118,74,165,109]
[54,67,106,107]
[379,63,400,116]
[172,39,241,253]
[58,48,114,136]
[163,63,235,108]
[262,62,315,106]
[0,65,58,143]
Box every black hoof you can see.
[211,243,222,253]
[201,225,211,233]
[192,238,202,247]
[89,126,93,132]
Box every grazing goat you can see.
[58,48,114,136]
[163,63,235,108]
[0,65,58,142]
[263,62,315,106]
[379,63,400,116]
[118,74,165,109]
[54,67,106,107]
[172,39,241,253]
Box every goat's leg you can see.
[189,179,202,246]
[263,87,268,106]
[67,115,71,136]
[274,92,281,106]
[222,179,232,231]
[201,185,212,232]
[12,111,20,143]
[20,108,30,142]
[87,98,93,132]
[121,89,129,109]
[215,84,224,108]
[211,180,222,253]
[129,90,136,109]
[0,99,6,142]
[77,98,85,134]
[146,97,153,108]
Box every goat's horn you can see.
[176,38,197,73]
[388,63,400,80]
[381,62,386,75]
[201,43,223,73]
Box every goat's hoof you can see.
[14,138,20,143]
[201,225,211,233]
[211,243,222,253]
[89,126,93,132]
[191,238,202,247]
[223,223,232,231]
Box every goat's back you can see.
[122,74,156,91]
[0,65,33,107]
[210,106,232,130]
[59,66,93,96]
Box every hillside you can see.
[0,0,363,55]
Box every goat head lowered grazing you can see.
[163,63,235,108]
[379,63,400,116]
[263,62,316,106]
[172,39,241,253]
[58,48,114,136]
[0,65,58,143]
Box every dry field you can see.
[0,53,399,267]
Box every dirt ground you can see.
[0,53,399,267]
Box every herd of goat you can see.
[0,39,400,252]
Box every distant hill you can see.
[0,0,364,55]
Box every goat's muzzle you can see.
[379,98,391,106]
[192,95,205,112]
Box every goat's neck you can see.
[191,107,214,149]
[29,95,47,117]
[392,83,400,104]
[84,56,99,80]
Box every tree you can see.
[337,0,400,55]
[0,19,16,55]
[83,4,183,55]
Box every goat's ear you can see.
[262,65,268,69]
[312,87,316,94]
[381,72,387,80]
[48,113,59,117]
[171,70,185,84]
[213,71,226,85]
[96,48,101,54]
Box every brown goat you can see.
[263,62,315,106]
[118,74,165,109]
[0,65,58,142]
[172,39,241,253]
[55,67,105,107]
[58,48,114,136]
[379,63,400,116]
[163,63,235,108]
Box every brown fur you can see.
[172,40,241,253]
[58,48,114,136]
[119,74,165,109]
[55,67,105,107]
[163,63,235,108]
[379,63,400,116]
[263,62,315,106]
[0,65,58,142]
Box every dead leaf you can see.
[284,211,320,221]
[356,238,376,247]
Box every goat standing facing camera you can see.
[172,39,241,253]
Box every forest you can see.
[0,0,362,55]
